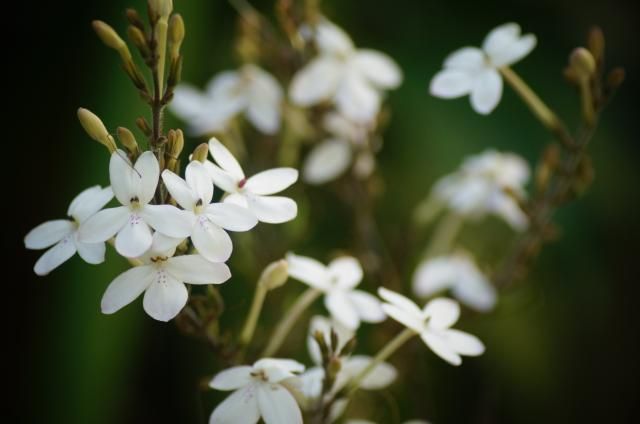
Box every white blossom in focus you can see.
[171,64,283,135]
[434,150,530,230]
[430,23,536,114]
[287,253,386,330]
[161,161,257,262]
[290,19,402,123]
[413,253,497,312]
[24,185,113,275]
[378,287,485,366]
[79,151,193,258]
[205,138,298,224]
[209,358,305,424]
[101,233,231,321]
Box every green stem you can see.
[239,284,268,346]
[423,212,464,258]
[262,288,322,357]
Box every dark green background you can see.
[9,0,639,423]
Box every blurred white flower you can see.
[24,185,113,275]
[346,421,430,424]
[101,233,231,321]
[78,151,192,258]
[161,161,257,262]
[171,64,283,135]
[434,150,530,230]
[287,253,386,330]
[430,23,536,114]
[290,19,402,123]
[413,253,497,312]
[205,138,298,224]
[209,358,305,424]
[378,288,485,365]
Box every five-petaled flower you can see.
[286,253,386,330]
[378,287,485,365]
[79,151,193,258]
[25,185,113,275]
[290,18,402,124]
[205,138,298,224]
[161,161,257,262]
[209,358,305,424]
[430,23,536,114]
[101,233,231,321]
[171,64,283,135]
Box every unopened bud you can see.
[313,330,329,359]
[535,143,560,192]
[169,14,185,58]
[148,0,173,19]
[339,336,357,357]
[126,8,145,30]
[569,48,596,81]
[117,127,140,156]
[77,108,116,153]
[92,21,132,62]
[170,129,184,156]
[258,260,289,291]
[136,117,152,137]
[606,67,625,90]
[587,26,605,64]
[192,143,209,163]
[127,25,150,58]
[327,357,342,379]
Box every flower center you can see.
[130,196,142,211]
[194,198,204,214]
[250,369,268,382]
[237,178,247,189]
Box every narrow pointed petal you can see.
[68,185,114,222]
[208,138,245,180]
[186,161,214,205]
[115,215,153,258]
[191,217,233,262]
[205,203,258,231]
[328,256,363,289]
[378,287,424,318]
[444,329,485,356]
[421,330,462,366]
[470,69,503,114]
[210,366,254,391]
[285,252,330,290]
[25,220,74,249]
[143,274,188,321]
[209,386,260,424]
[75,239,106,265]
[140,204,193,238]
[33,237,77,275]
[424,297,460,330]
[162,170,197,210]
[247,195,297,224]
[245,168,298,195]
[430,69,474,99]
[326,291,360,330]
[101,265,155,314]
[166,255,231,284]
[289,56,343,106]
[78,206,129,244]
[349,290,386,323]
[352,49,403,88]
[257,384,303,424]
[302,139,352,185]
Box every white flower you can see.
[161,161,257,262]
[101,233,231,321]
[79,151,193,258]
[433,150,530,230]
[346,421,430,424]
[378,287,485,366]
[430,23,536,114]
[290,19,402,123]
[413,253,497,312]
[24,185,113,275]
[286,253,386,330]
[209,358,305,424]
[205,138,298,224]
[171,64,283,135]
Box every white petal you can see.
[289,56,344,106]
[33,236,77,275]
[246,98,281,135]
[210,366,254,391]
[343,355,397,390]
[135,151,161,204]
[443,329,485,356]
[149,232,184,256]
[488,191,528,231]
[245,65,283,134]
[109,150,135,205]
[245,168,298,195]
[349,290,386,323]
[377,287,423,318]
[429,69,474,99]
[203,161,239,193]
[444,47,485,70]
[205,203,258,232]
[75,240,106,265]
[285,252,330,290]
[166,255,231,284]
[328,256,363,289]
[206,71,247,115]
[67,185,114,222]
[191,218,233,262]
[381,303,424,333]
[208,138,245,180]
[186,161,214,205]
[257,383,303,424]
[470,68,503,114]
[424,297,460,330]
[325,291,360,330]
[140,204,193,238]
[335,73,381,123]
[482,23,536,67]
[78,206,129,244]
[452,270,497,312]
[421,330,462,366]
[247,195,297,224]
[101,265,155,314]
[162,170,197,210]
[297,367,324,399]
[302,139,353,185]
[143,273,188,321]
[115,214,153,258]
[209,386,260,424]
[315,20,354,55]
[170,84,209,120]
[223,193,249,209]
[351,49,403,88]
[254,358,305,377]
[25,220,74,249]
[412,257,457,298]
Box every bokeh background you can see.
[9,0,639,423]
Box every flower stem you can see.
[262,288,322,357]
[239,284,268,346]
[424,212,464,258]
[346,328,416,397]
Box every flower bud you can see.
[258,260,289,291]
[136,117,152,137]
[127,25,151,58]
[77,108,116,153]
[92,21,127,52]
[569,48,596,81]
[169,14,185,58]
[126,8,145,30]
[148,0,173,19]
[117,127,140,156]
[587,26,605,64]
[191,143,209,163]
